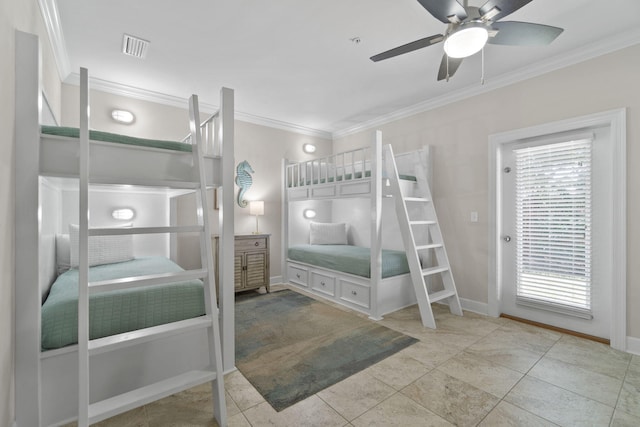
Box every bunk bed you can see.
[14,31,235,427]
[282,132,432,319]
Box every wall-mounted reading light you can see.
[111,109,135,124]
[303,143,316,154]
[112,208,135,221]
[303,209,316,219]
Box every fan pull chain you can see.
[446,54,450,82]
[481,47,485,85]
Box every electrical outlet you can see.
[470,211,479,223]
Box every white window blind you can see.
[514,138,592,318]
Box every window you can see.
[514,137,592,318]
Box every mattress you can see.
[41,125,192,152]
[288,244,410,278]
[41,257,205,350]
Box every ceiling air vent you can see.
[122,34,149,59]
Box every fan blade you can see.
[437,54,463,81]
[488,21,563,45]
[370,34,444,62]
[417,0,467,24]
[479,0,532,21]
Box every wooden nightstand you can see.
[213,234,270,293]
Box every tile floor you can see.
[73,286,639,426]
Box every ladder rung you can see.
[89,177,201,189]
[428,289,457,303]
[404,197,430,202]
[409,220,437,226]
[88,315,213,356]
[89,269,207,294]
[422,266,449,277]
[88,368,217,424]
[89,225,203,236]
[415,243,443,251]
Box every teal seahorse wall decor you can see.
[235,160,254,207]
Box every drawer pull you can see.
[320,281,325,286]
[296,273,301,279]
[255,242,259,246]
[351,290,357,296]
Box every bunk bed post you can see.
[189,94,227,426]
[76,66,91,427]
[14,30,43,427]
[369,131,383,320]
[422,145,433,188]
[281,159,289,286]
[218,87,235,372]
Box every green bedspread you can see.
[288,244,409,278]
[41,125,192,152]
[41,257,205,350]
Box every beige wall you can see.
[334,45,640,340]
[173,120,332,277]
[61,84,193,140]
[1,0,62,424]
[234,121,331,279]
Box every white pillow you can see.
[309,221,348,245]
[69,224,134,267]
[56,234,71,274]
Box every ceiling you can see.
[52,0,640,137]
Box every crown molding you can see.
[38,0,70,79]
[332,27,640,139]
[63,72,332,140]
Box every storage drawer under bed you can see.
[288,264,308,287]
[339,279,370,309]
[311,271,335,296]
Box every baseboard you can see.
[627,336,640,355]
[270,276,283,285]
[459,297,490,316]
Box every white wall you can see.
[333,44,640,341]
[287,200,333,247]
[1,1,62,424]
[59,187,171,258]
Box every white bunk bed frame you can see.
[14,31,236,427]
[282,131,432,319]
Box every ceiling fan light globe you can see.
[444,26,488,58]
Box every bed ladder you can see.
[76,69,226,426]
[383,145,463,328]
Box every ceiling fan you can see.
[370,0,564,81]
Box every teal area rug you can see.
[235,289,417,411]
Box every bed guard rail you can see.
[181,111,220,156]
[286,146,372,188]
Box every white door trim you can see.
[488,109,626,351]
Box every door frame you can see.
[488,109,626,351]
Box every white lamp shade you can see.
[249,200,264,216]
[444,25,488,58]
